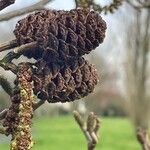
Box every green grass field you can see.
[0,116,141,150]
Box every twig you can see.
[125,0,150,9]
[14,41,37,54]
[0,39,18,52]
[33,99,46,111]
[74,0,78,8]
[0,41,37,73]
[0,51,20,63]
[0,39,37,54]
[0,127,6,134]
[0,75,12,96]
[0,109,8,120]
[74,111,92,142]
[0,0,53,22]
[136,127,150,150]
[0,52,18,73]
[0,0,15,11]
[73,111,101,150]
[0,61,18,73]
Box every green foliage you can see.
[0,116,141,150]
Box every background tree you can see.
[124,5,150,150]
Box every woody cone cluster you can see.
[13,8,107,103]
[32,58,98,103]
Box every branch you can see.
[0,0,15,11]
[0,75,12,96]
[0,127,6,134]
[75,0,123,14]
[14,41,37,54]
[73,111,92,142]
[33,99,46,111]
[0,39,18,53]
[125,0,150,9]
[73,111,101,150]
[0,41,37,73]
[0,109,8,120]
[0,0,53,22]
[0,40,37,54]
[136,127,150,150]
[0,52,19,73]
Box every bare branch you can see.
[87,112,95,133]
[0,41,37,73]
[94,117,101,137]
[0,127,6,135]
[0,52,18,73]
[0,0,15,11]
[0,0,53,22]
[125,0,150,9]
[73,111,101,150]
[73,110,85,128]
[0,109,8,120]
[74,111,92,143]
[0,75,12,96]
[33,100,46,111]
[0,39,37,55]
[0,39,18,53]
[74,0,78,8]
[14,41,37,54]
[136,127,150,150]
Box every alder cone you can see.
[32,57,98,103]
[14,8,107,62]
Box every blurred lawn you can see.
[0,116,141,150]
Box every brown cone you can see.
[14,8,106,62]
[32,57,98,103]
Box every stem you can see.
[136,127,150,150]
[0,75,12,96]
[0,39,18,52]
[0,109,8,120]
[0,127,6,134]
[0,61,18,74]
[73,111,100,150]
[0,0,15,11]
[0,0,53,21]
[14,42,37,54]
[33,100,46,111]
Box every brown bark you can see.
[136,128,150,150]
[0,0,15,11]
[0,0,52,21]
[125,6,150,150]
